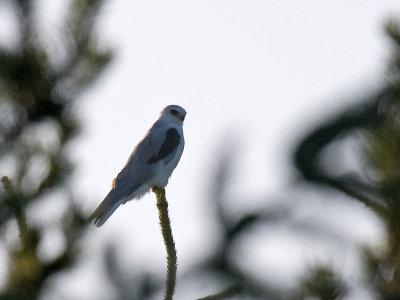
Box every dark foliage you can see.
[292,20,400,300]
[0,0,111,299]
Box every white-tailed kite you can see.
[90,105,186,227]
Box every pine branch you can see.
[153,187,177,300]
[1,176,28,246]
[198,284,242,300]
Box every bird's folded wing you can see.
[147,128,180,164]
[113,125,178,198]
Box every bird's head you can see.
[160,105,186,123]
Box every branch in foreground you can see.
[153,187,177,300]
[198,284,243,300]
[1,176,28,245]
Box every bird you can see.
[90,105,186,227]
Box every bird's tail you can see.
[89,189,122,227]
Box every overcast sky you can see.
[34,1,400,298]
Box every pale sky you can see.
[32,0,400,299]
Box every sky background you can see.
[28,0,400,299]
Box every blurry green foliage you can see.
[293,19,400,300]
[191,17,400,300]
[0,0,111,299]
[289,266,348,300]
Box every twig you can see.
[1,176,28,245]
[153,187,177,300]
[198,284,243,300]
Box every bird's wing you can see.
[113,124,181,199]
[147,127,180,164]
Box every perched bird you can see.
[90,105,186,227]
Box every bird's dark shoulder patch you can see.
[148,128,180,164]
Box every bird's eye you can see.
[170,109,179,116]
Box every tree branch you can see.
[153,187,177,300]
[1,176,28,245]
[198,284,243,300]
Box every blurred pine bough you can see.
[0,1,400,299]
[0,0,112,299]
[292,20,400,300]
